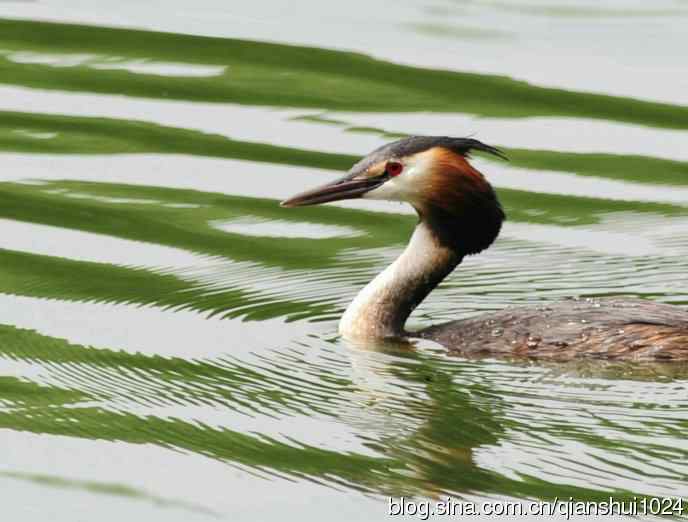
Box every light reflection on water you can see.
[211,217,362,239]
[2,83,688,161]
[0,50,227,77]
[0,2,686,521]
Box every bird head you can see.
[281,136,506,255]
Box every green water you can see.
[0,2,687,520]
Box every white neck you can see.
[339,221,461,340]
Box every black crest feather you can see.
[349,136,506,176]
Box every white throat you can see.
[339,221,461,340]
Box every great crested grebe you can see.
[281,136,688,361]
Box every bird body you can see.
[282,136,688,361]
[420,298,688,362]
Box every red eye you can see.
[387,161,403,177]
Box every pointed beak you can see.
[280,174,386,208]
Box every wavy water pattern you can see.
[0,6,686,522]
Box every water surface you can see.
[0,2,686,520]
